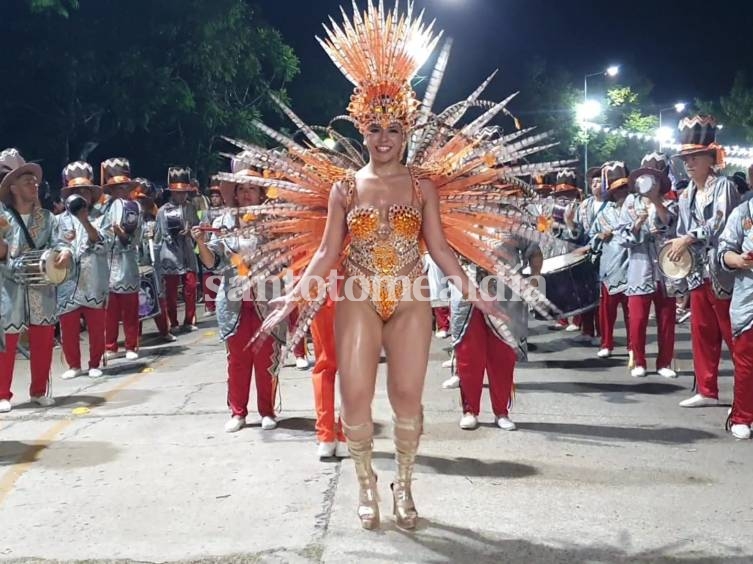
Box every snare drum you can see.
[138,266,161,321]
[14,249,69,286]
[658,243,694,281]
[538,251,599,317]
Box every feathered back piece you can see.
[317,0,441,132]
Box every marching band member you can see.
[719,197,753,439]
[194,153,284,432]
[0,149,72,412]
[200,181,224,316]
[311,293,348,459]
[56,161,112,379]
[589,162,630,359]
[666,117,739,406]
[155,167,200,333]
[426,254,450,338]
[553,169,598,343]
[452,215,543,431]
[618,157,678,377]
[134,178,176,343]
[100,158,143,360]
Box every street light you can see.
[576,100,603,123]
[583,65,620,189]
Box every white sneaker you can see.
[88,368,104,378]
[597,348,612,358]
[435,329,449,339]
[565,323,579,332]
[441,358,454,369]
[335,441,350,458]
[657,367,677,379]
[459,413,478,430]
[679,394,719,408]
[495,416,517,431]
[183,324,198,332]
[0,399,11,413]
[261,416,278,430]
[161,333,178,343]
[224,416,245,433]
[125,350,139,360]
[630,366,647,378]
[61,368,82,380]
[442,375,460,389]
[30,395,55,407]
[731,424,751,440]
[317,441,336,459]
[295,357,310,370]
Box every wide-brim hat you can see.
[671,115,724,165]
[61,161,102,202]
[61,182,102,203]
[216,171,265,207]
[167,166,195,192]
[628,167,671,195]
[0,149,43,205]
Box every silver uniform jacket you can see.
[677,174,740,298]
[101,198,143,294]
[617,193,681,297]
[717,200,753,337]
[155,202,199,275]
[450,234,539,361]
[206,212,286,344]
[0,207,70,332]
[588,201,628,295]
[55,211,112,314]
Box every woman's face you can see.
[363,121,405,165]
[683,153,715,179]
[236,183,262,207]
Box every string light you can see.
[582,122,753,167]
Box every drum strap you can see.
[6,206,37,251]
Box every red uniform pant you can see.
[226,301,279,418]
[60,306,106,370]
[690,282,733,399]
[289,309,307,359]
[202,272,217,313]
[0,326,55,400]
[164,272,198,328]
[599,287,629,351]
[731,328,753,425]
[628,289,675,370]
[105,292,140,352]
[434,306,450,332]
[575,309,598,337]
[310,299,345,443]
[456,309,517,417]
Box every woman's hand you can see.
[260,295,298,334]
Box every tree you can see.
[697,71,753,145]
[1,0,299,185]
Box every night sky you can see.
[255,0,753,120]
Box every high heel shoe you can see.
[391,411,423,530]
[343,422,380,530]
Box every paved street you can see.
[1,312,752,563]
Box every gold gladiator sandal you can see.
[391,410,423,530]
[343,420,380,530]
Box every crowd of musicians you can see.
[1,113,753,445]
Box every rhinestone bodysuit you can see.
[344,172,424,321]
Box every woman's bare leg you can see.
[382,289,432,530]
[335,286,384,529]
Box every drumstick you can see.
[197,226,221,233]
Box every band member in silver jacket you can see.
[100,158,143,360]
[0,149,72,412]
[665,117,739,407]
[155,167,200,332]
[56,161,112,379]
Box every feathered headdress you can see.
[317,0,441,132]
